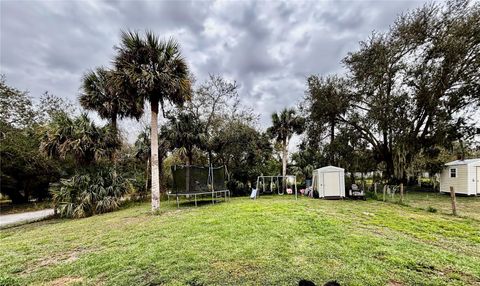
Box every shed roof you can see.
[315,165,344,172]
[445,158,480,166]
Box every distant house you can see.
[440,159,480,196]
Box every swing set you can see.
[254,175,298,200]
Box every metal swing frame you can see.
[254,175,298,200]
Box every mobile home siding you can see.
[440,165,469,194]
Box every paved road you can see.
[0,209,54,228]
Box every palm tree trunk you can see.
[111,115,118,178]
[282,139,288,193]
[330,120,335,165]
[185,150,192,193]
[145,158,150,197]
[159,156,165,194]
[282,139,288,177]
[111,115,117,132]
[150,100,160,211]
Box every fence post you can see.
[450,186,457,216]
[400,183,404,204]
[383,185,386,202]
[374,182,377,196]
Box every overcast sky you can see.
[1,0,425,144]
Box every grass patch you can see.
[403,191,480,220]
[0,196,479,285]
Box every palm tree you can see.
[114,31,191,211]
[80,67,143,132]
[40,112,119,166]
[164,110,204,193]
[267,108,304,180]
[166,110,204,166]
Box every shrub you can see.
[227,179,249,197]
[365,190,378,200]
[427,206,438,213]
[51,168,129,218]
[125,175,149,201]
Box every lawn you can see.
[0,195,479,286]
[402,191,480,221]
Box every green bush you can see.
[365,190,378,200]
[427,206,438,213]
[51,168,129,218]
[227,179,249,197]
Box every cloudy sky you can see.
[1,0,425,143]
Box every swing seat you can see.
[250,188,257,199]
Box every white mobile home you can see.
[440,159,480,196]
[312,166,345,199]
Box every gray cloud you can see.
[1,0,424,144]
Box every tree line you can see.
[1,0,478,215]
[298,0,479,184]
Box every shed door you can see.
[476,167,480,195]
[324,172,340,197]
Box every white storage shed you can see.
[440,159,480,196]
[312,166,345,198]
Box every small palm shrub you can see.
[51,168,128,218]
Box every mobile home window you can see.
[450,168,457,178]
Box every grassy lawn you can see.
[402,191,480,221]
[1,195,479,286]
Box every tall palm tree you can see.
[114,31,191,211]
[267,108,304,180]
[80,67,144,132]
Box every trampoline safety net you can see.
[171,165,227,194]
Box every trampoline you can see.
[168,165,230,207]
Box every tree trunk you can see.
[159,156,165,194]
[111,115,118,177]
[150,100,160,212]
[185,150,193,193]
[330,119,335,165]
[384,151,394,182]
[111,115,117,132]
[145,158,150,196]
[400,183,404,204]
[282,139,288,193]
[458,139,465,161]
[282,140,288,178]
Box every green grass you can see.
[1,195,479,286]
[402,191,480,220]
